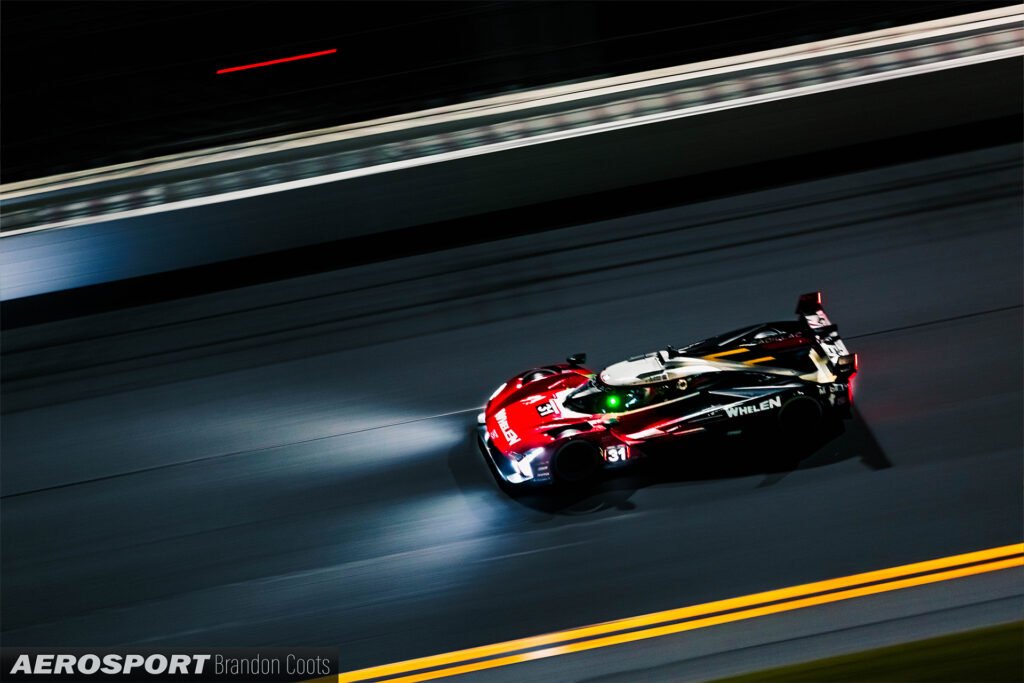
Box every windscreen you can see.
[564,380,677,414]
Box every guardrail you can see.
[1,6,1020,236]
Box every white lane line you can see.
[474,542,590,563]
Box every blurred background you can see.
[1,1,1005,180]
[2,2,1021,682]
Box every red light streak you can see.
[216,48,337,75]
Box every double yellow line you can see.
[337,543,1023,683]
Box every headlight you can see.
[523,447,546,461]
[509,448,545,480]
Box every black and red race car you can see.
[478,292,857,488]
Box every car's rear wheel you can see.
[778,396,823,438]
[552,441,602,485]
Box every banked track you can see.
[1,142,1022,680]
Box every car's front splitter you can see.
[476,426,552,486]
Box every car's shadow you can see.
[448,409,891,515]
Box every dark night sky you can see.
[1,1,1008,180]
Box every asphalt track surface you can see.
[2,143,1022,678]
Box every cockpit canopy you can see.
[564,376,697,414]
[598,351,723,387]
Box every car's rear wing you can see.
[796,292,857,378]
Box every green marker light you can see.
[606,395,620,409]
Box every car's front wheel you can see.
[552,441,602,485]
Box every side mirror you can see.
[566,352,587,366]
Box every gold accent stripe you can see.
[336,543,1024,682]
[743,356,775,365]
[702,348,749,359]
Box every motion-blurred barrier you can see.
[2,6,1020,234]
[0,7,1021,299]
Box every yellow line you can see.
[743,356,776,365]
[378,556,1023,683]
[337,543,1023,682]
[703,348,749,359]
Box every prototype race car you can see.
[478,292,857,488]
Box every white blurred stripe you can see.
[3,46,1019,238]
[1,6,1019,200]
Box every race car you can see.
[478,292,857,488]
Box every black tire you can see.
[777,396,823,438]
[552,441,602,485]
